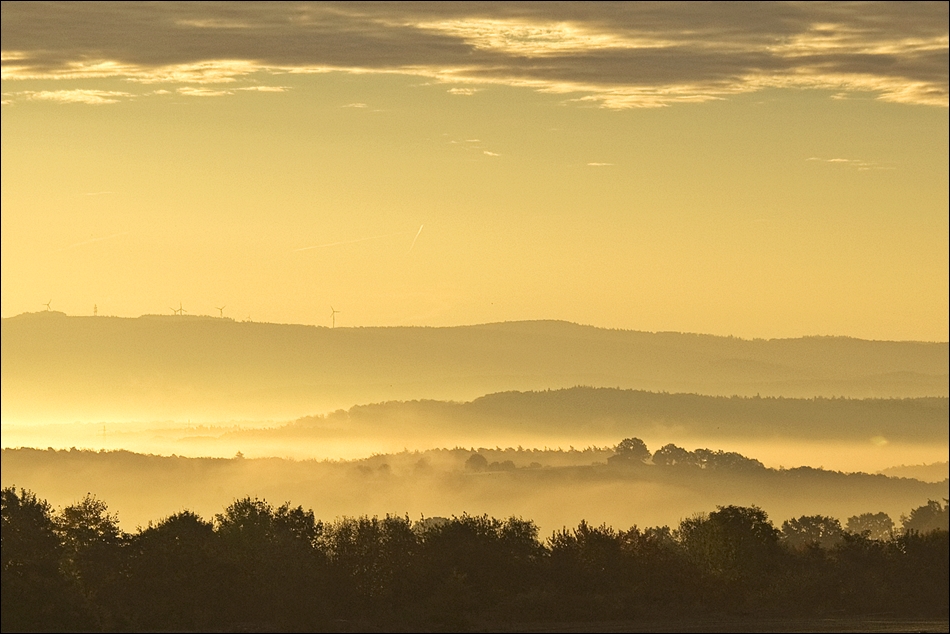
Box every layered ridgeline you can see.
[269,387,949,444]
[2,444,947,537]
[3,311,947,422]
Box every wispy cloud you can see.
[177,86,232,97]
[447,87,479,96]
[341,102,368,108]
[2,3,946,107]
[806,157,893,171]
[587,162,614,167]
[238,85,288,92]
[21,89,132,104]
[175,18,253,30]
[448,138,500,157]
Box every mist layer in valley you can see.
[4,312,947,424]
[4,312,947,533]
[3,386,947,473]
[3,442,946,537]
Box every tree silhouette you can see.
[782,515,845,549]
[609,437,651,464]
[418,514,544,625]
[549,520,624,593]
[1,487,87,631]
[901,499,949,534]
[214,497,329,628]
[54,493,126,629]
[122,511,221,630]
[692,448,765,471]
[465,453,489,472]
[652,443,696,467]
[320,514,418,620]
[677,504,781,600]
[846,512,894,540]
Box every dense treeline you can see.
[4,443,947,549]
[3,488,947,632]
[285,386,949,442]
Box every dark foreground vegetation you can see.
[2,488,947,632]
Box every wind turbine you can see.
[169,301,186,316]
[216,305,226,318]
[43,300,52,312]
[330,306,341,328]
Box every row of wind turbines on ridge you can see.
[41,300,343,327]
[169,302,342,327]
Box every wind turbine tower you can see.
[330,306,341,328]
[43,300,52,312]
[216,305,226,318]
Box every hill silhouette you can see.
[879,461,950,483]
[3,312,947,422]
[2,445,946,537]
[260,387,949,444]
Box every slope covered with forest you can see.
[3,445,946,536]
[274,386,949,443]
[3,312,947,422]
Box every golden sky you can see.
[2,2,948,340]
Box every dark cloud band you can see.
[3,2,946,107]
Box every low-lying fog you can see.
[5,391,947,537]
[4,316,947,540]
[3,443,946,537]
[2,417,946,475]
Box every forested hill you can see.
[3,311,947,421]
[3,446,947,538]
[281,387,949,443]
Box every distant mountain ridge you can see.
[2,312,947,422]
[879,462,950,483]
[273,386,948,443]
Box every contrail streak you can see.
[294,230,413,252]
[407,224,424,253]
[58,231,129,251]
